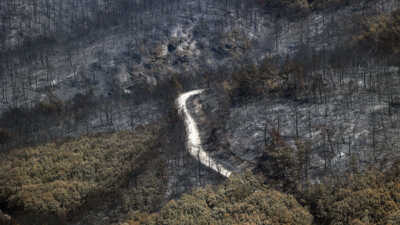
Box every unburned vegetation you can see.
[0,124,167,225]
[124,172,313,225]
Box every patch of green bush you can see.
[0,125,162,223]
[126,172,313,225]
[302,162,400,225]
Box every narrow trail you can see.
[176,90,232,178]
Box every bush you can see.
[302,163,400,225]
[127,172,313,225]
[0,125,162,224]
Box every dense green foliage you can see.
[302,162,400,225]
[0,125,166,224]
[125,172,313,225]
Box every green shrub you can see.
[128,172,313,225]
[0,125,161,222]
[303,163,400,225]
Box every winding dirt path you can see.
[176,90,232,178]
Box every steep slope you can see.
[124,172,313,225]
[176,90,231,177]
[0,125,167,225]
